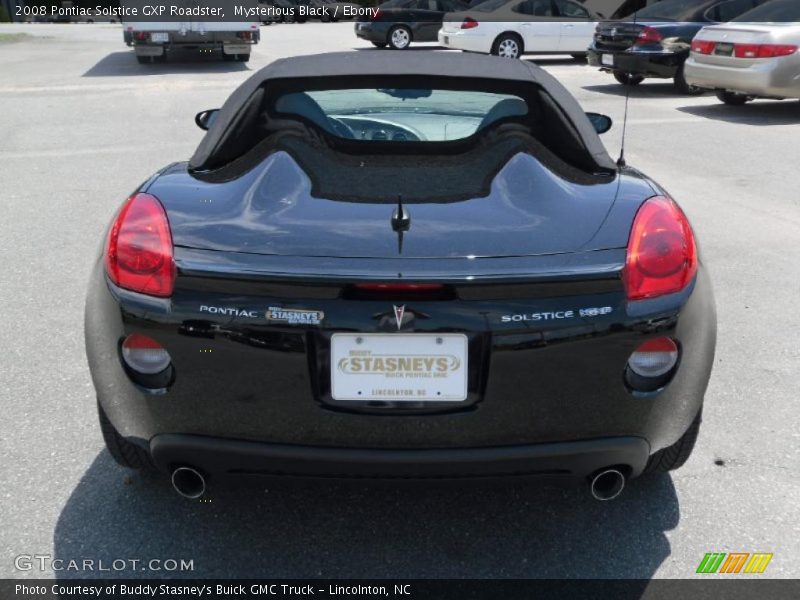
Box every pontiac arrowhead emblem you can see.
[393,305,405,331]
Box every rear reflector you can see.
[105,193,175,298]
[352,283,445,293]
[623,196,697,301]
[461,17,479,29]
[628,337,679,378]
[121,333,171,375]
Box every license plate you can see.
[150,32,169,43]
[601,54,614,66]
[331,333,468,402]
[714,42,733,56]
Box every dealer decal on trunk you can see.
[265,306,325,326]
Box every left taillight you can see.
[105,192,175,298]
[461,17,479,29]
[623,196,697,301]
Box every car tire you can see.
[237,53,250,62]
[136,55,149,64]
[388,25,412,50]
[491,33,523,59]
[674,65,704,95]
[371,41,387,48]
[98,402,155,470]
[716,90,749,106]
[613,71,644,86]
[643,409,702,474]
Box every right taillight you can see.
[635,26,664,45]
[105,192,175,298]
[735,43,798,59]
[461,17,479,29]
[623,196,697,301]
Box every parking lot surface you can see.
[1,22,799,579]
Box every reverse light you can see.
[461,17,479,29]
[121,333,171,375]
[623,196,697,301]
[635,26,664,45]
[691,40,716,55]
[105,193,175,298]
[626,336,680,392]
[628,337,679,378]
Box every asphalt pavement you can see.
[0,22,798,579]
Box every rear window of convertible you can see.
[273,88,529,142]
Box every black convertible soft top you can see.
[189,52,616,174]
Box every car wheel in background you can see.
[613,71,644,86]
[388,25,412,50]
[491,33,523,59]
[371,41,387,48]
[98,402,155,470]
[716,90,750,106]
[674,65,704,95]
[237,53,250,62]
[643,409,703,474]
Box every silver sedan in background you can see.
[685,0,800,105]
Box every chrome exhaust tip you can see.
[589,468,626,501]
[171,466,206,499]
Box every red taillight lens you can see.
[237,31,252,40]
[461,17,479,29]
[105,193,175,298]
[635,26,663,45]
[134,31,147,41]
[352,283,445,293]
[734,43,797,58]
[371,8,383,20]
[623,196,697,301]
[691,40,716,55]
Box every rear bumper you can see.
[354,22,387,43]
[684,56,800,99]
[150,434,650,481]
[438,29,492,54]
[588,47,685,78]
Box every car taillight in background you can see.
[134,31,147,41]
[691,40,797,58]
[734,44,797,58]
[237,31,252,40]
[461,17,479,29]
[105,193,175,298]
[635,26,664,45]
[623,196,697,301]
[691,40,716,55]
[371,8,383,20]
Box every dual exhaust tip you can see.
[170,465,626,501]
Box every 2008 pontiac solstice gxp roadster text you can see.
[85,52,716,501]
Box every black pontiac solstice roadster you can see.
[85,52,716,500]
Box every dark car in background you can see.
[356,0,470,49]
[588,0,772,94]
